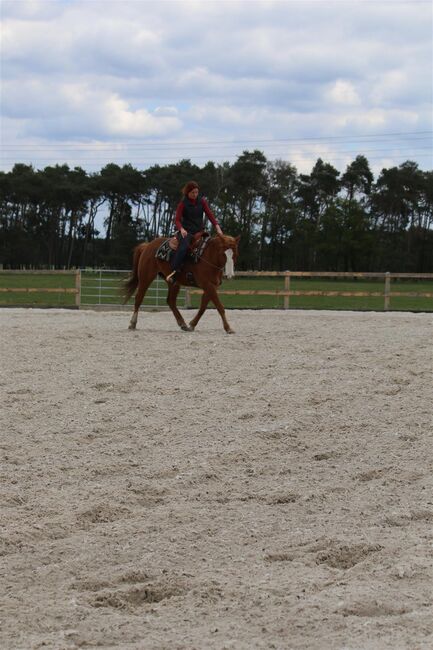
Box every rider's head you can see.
[182,181,199,200]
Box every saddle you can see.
[155,231,210,263]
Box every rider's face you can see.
[188,188,199,200]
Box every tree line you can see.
[0,151,432,272]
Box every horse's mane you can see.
[210,234,237,250]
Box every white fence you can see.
[80,269,187,310]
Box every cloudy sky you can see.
[1,0,432,176]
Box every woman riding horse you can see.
[166,181,223,284]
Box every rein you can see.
[199,239,232,272]
[200,255,226,272]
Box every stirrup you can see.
[166,270,178,284]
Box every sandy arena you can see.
[1,307,432,650]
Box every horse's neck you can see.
[203,237,220,260]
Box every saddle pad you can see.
[155,239,173,262]
[155,234,210,263]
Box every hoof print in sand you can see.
[266,493,299,505]
[265,552,297,563]
[76,504,131,528]
[90,580,185,612]
[315,542,383,570]
[313,452,338,461]
[72,578,113,592]
[385,510,433,527]
[118,570,151,584]
[357,467,390,482]
[91,585,178,610]
[340,600,411,617]
[76,570,187,612]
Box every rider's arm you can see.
[175,202,184,231]
[202,197,220,229]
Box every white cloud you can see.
[57,83,183,138]
[103,96,181,137]
[326,80,361,106]
[1,0,431,172]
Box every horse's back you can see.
[137,237,167,258]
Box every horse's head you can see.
[217,234,240,279]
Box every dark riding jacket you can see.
[175,195,219,234]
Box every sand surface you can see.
[1,307,432,650]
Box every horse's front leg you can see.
[203,283,234,334]
[128,310,138,330]
[189,291,211,331]
[167,284,192,331]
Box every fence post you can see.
[75,269,81,308]
[284,272,291,310]
[384,272,390,310]
[98,269,102,305]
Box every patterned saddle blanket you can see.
[155,232,210,263]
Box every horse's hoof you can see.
[188,322,196,331]
[180,324,192,332]
[226,328,235,334]
[128,325,136,330]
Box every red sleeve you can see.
[202,197,219,227]
[175,202,184,230]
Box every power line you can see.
[1,144,430,161]
[1,139,431,153]
[0,142,433,156]
[1,131,431,150]
[1,152,431,167]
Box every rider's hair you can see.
[182,181,199,196]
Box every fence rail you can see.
[185,271,433,310]
[1,269,432,311]
[234,271,433,279]
[0,287,78,293]
[0,270,81,307]
[79,269,187,310]
[0,269,184,309]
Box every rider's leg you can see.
[167,233,193,282]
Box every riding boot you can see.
[166,270,179,284]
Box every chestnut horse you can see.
[123,234,240,333]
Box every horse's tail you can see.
[122,243,148,303]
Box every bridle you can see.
[200,242,236,272]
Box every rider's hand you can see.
[216,225,223,236]
[180,227,188,238]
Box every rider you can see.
[166,181,223,284]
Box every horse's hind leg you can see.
[129,268,157,330]
[129,286,145,330]
[167,284,192,331]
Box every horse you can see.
[123,233,240,333]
